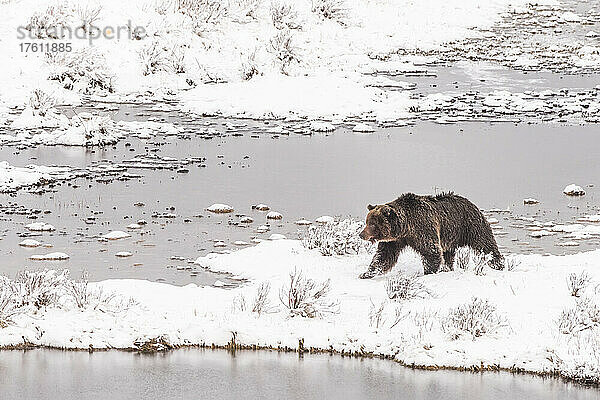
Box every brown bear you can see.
[358,192,503,279]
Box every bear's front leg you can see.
[359,241,403,279]
[416,241,443,275]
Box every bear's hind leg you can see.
[443,249,456,271]
[359,240,404,279]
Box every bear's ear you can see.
[367,204,375,211]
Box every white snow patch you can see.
[316,216,335,224]
[310,121,335,132]
[563,184,585,196]
[352,123,376,133]
[18,239,42,248]
[25,222,56,232]
[266,211,283,220]
[103,231,131,240]
[207,204,234,213]
[268,234,287,240]
[29,252,69,261]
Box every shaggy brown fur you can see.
[358,192,503,279]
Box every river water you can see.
[0,349,597,400]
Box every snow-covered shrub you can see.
[302,218,372,256]
[412,309,439,342]
[567,271,591,297]
[367,301,407,330]
[26,4,71,39]
[0,277,25,328]
[29,89,56,117]
[311,0,347,25]
[385,272,431,301]
[66,271,138,312]
[557,331,600,385]
[557,297,600,335]
[443,297,507,340]
[503,255,520,271]
[151,0,176,15]
[170,45,187,74]
[139,41,167,76]
[76,114,115,146]
[13,269,69,309]
[232,293,247,312]
[139,40,187,75]
[368,299,386,329]
[47,48,114,94]
[232,0,260,20]
[240,49,260,80]
[268,30,301,75]
[388,304,407,329]
[75,4,102,34]
[177,0,228,32]
[454,247,488,275]
[270,1,301,30]
[232,283,275,315]
[279,268,338,318]
[251,282,277,315]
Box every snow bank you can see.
[0,162,73,193]
[2,240,600,384]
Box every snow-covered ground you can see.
[1,239,600,384]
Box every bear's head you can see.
[359,204,402,243]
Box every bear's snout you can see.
[359,227,374,242]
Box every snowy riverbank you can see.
[0,0,555,127]
[1,239,600,384]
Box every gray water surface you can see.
[0,349,597,400]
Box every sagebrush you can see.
[29,89,56,117]
[0,277,25,328]
[268,30,301,75]
[557,297,600,335]
[279,268,338,318]
[443,297,507,339]
[567,271,591,297]
[311,0,347,25]
[302,218,373,256]
[47,48,114,94]
[385,272,431,301]
[271,1,301,30]
[13,269,69,309]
